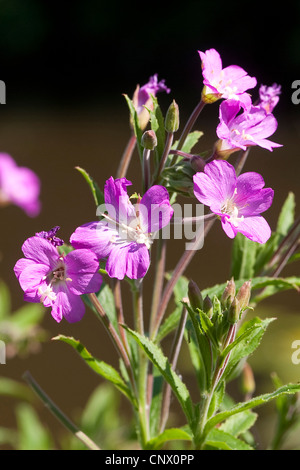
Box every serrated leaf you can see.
[52,335,135,405]
[146,427,192,450]
[75,166,104,207]
[219,410,258,437]
[205,428,254,450]
[221,317,275,381]
[204,383,300,436]
[123,327,194,427]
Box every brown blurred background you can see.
[0,0,299,449]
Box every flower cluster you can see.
[14,47,281,324]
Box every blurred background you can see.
[0,0,299,449]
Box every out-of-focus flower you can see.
[70,177,174,280]
[193,160,274,243]
[0,153,41,217]
[14,236,102,323]
[258,83,281,114]
[215,99,282,157]
[199,48,257,109]
[132,74,170,129]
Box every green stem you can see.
[132,281,150,448]
[23,371,101,451]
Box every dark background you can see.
[0,0,299,449]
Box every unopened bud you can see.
[227,297,240,324]
[188,280,203,311]
[165,100,179,133]
[141,130,157,150]
[203,295,213,318]
[240,362,255,397]
[190,156,206,173]
[236,280,252,310]
[221,278,236,309]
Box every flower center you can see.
[221,196,244,227]
[38,258,72,304]
[101,211,153,250]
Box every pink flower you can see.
[0,153,41,217]
[199,48,257,109]
[258,83,281,114]
[215,99,282,157]
[132,74,170,129]
[193,160,274,244]
[70,177,174,280]
[14,235,102,323]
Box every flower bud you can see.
[165,100,180,133]
[141,130,157,150]
[190,156,206,173]
[236,280,252,310]
[240,362,255,397]
[221,278,236,309]
[188,280,203,311]
[227,297,240,324]
[203,295,213,318]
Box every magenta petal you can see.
[14,258,36,280]
[52,290,85,323]
[236,216,272,244]
[221,217,237,239]
[139,185,174,232]
[19,263,50,294]
[21,236,58,269]
[193,160,236,210]
[106,242,150,280]
[104,177,136,224]
[70,221,115,259]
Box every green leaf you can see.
[123,327,195,427]
[75,166,105,207]
[205,428,254,450]
[220,317,275,381]
[231,232,257,280]
[219,410,258,437]
[204,383,300,436]
[0,377,34,402]
[52,335,135,405]
[185,305,212,392]
[16,403,54,450]
[253,192,296,275]
[276,192,296,237]
[180,131,203,153]
[146,427,192,450]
